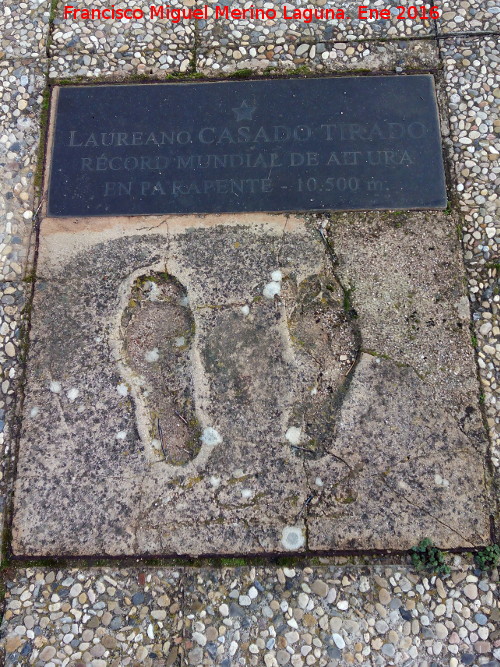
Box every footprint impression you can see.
[118,266,359,472]
[284,271,359,459]
[120,272,200,465]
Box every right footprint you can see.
[120,272,200,465]
[286,272,360,458]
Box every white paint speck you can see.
[210,476,221,488]
[174,337,185,347]
[281,526,305,551]
[271,270,282,282]
[145,348,159,363]
[241,488,252,499]
[315,477,324,487]
[240,305,250,316]
[66,388,79,402]
[201,427,222,446]
[116,431,127,440]
[117,383,129,397]
[50,381,62,394]
[30,406,39,418]
[263,281,281,299]
[285,426,302,445]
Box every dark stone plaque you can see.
[48,76,447,216]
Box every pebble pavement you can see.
[49,0,195,79]
[439,1,500,34]
[0,1,499,665]
[441,34,500,473]
[1,562,500,666]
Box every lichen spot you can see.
[281,526,305,551]
[174,337,185,347]
[263,281,281,299]
[434,474,450,488]
[285,426,302,445]
[241,488,252,499]
[315,477,324,487]
[117,383,129,397]
[240,305,250,316]
[147,282,161,301]
[66,388,79,402]
[30,406,39,418]
[145,348,160,363]
[271,270,283,282]
[50,381,62,394]
[210,476,221,488]
[201,427,222,446]
[115,430,128,440]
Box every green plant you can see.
[228,68,253,79]
[219,557,247,566]
[410,538,450,576]
[343,286,358,318]
[475,544,500,571]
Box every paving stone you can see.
[0,61,46,280]
[439,0,500,33]
[48,0,195,79]
[197,0,436,63]
[0,280,27,564]
[13,218,321,555]
[440,36,499,214]
[197,31,440,74]
[0,0,50,59]
[439,34,500,495]
[1,568,184,666]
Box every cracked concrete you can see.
[11,211,491,556]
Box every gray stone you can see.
[382,643,395,657]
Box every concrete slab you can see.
[12,211,491,556]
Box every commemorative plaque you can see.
[47,76,447,216]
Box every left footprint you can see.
[120,272,200,465]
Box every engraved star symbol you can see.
[232,100,256,122]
